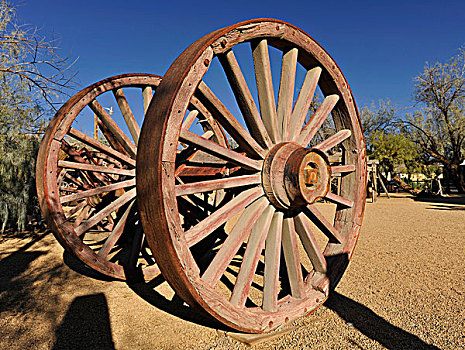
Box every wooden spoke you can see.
[174,146,202,177]
[196,82,266,158]
[230,205,275,307]
[297,94,339,146]
[252,39,280,143]
[68,128,135,167]
[175,174,261,197]
[219,50,272,149]
[304,205,343,243]
[313,129,351,152]
[183,145,230,166]
[282,217,305,299]
[185,187,264,247]
[202,197,269,286]
[63,201,87,220]
[325,192,354,208]
[188,97,212,122]
[294,213,327,273]
[142,86,153,114]
[262,211,283,312]
[179,129,262,171]
[63,171,86,188]
[202,130,214,139]
[73,205,91,230]
[78,169,99,188]
[277,48,298,141]
[60,141,111,186]
[58,160,135,177]
[89,99,137,158]
[182,110,199,130]
[60,186,78,193]
[113,88,141,145]
[96,119,129,157]
[179,166,227,177]
[178,194,207,222]
[74,188,137,236]
[60,179,136,204]
[290,67,322,142]
[87,152,122,167]
[98,200,135,258]
[331,164,356,174]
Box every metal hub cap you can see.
[262,142,331,209]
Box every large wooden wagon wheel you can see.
[138,19,366,332]
[36,73,227,280]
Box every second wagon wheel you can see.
[36,73,227,280]
[138,19,367,332]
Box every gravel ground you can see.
[0,193,464,349]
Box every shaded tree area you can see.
[0,1,75,232]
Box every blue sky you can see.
[18,0,465,110]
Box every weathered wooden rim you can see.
[138,19,367,332]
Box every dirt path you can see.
[1,193,464,349]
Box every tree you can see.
[0,132,40,232]
[0,1,75,232]
[369,130,419,175]
[361,100,398,142]
[404,48,465,192]
[361,100,420,176]
[0,1,75,111]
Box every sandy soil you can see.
[0,193,464,349]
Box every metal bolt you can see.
[204,59,210,67]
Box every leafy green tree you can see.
[369,130,419,174]
[404,48,465,192]
[361,100,420,176]
[0,1,74,232]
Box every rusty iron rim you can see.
[138,19,367,332]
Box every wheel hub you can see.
[262,142,331,209]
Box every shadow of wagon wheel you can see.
[126,274,236,333]
[62,251,115,282]
[325,292,440,350]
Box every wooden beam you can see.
[290,67,322,142]
[219,50,272,149]
[252,39,280,143]
[113,88,141,145]
[230,205,275,307]
[262,211,283,312]
[179,129,262,171]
